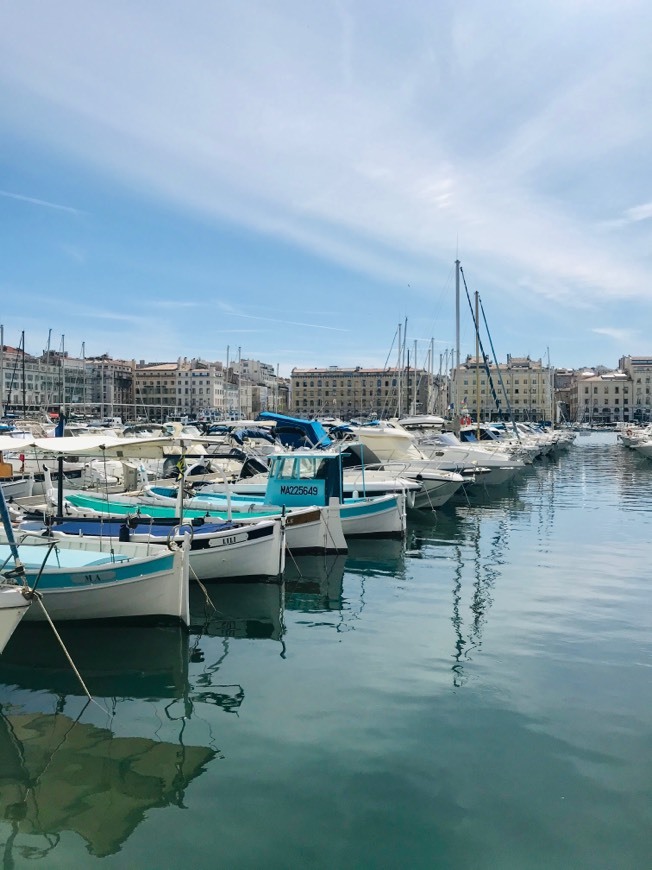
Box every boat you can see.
[143,447,407,538]
[0,584,31,653]
[29,491,347,555]
[2,528,191,624]
[24,514,286,581]
[0,482,33,650]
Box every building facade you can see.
[570,370,631,424]
[453,355,554,422]
[290,366,431,418]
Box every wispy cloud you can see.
[1,1,652,368]
[593,327,638,344]
[230,312,349,332]
[0,189,83,215]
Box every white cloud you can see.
[1,0,652,363]
[593,327,638,344]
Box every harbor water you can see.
[1,431,651,868]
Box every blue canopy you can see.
[258,412,332,448]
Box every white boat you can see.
[143,448,407,538]
[348,421,524,487]
[28,490,348,556]
[0,475,35,500]
[205,441,463,511]
[0,584,31,653]
[28,515,286,581]
[1,530,190,624]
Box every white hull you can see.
[4,534,190,624]
[340,494,406,538]
[284,504,347,554]
[1,476,34,500]
[22,556,189,624]
[168,521,284,581]
[53,520,286,581]
[0,586,31,653]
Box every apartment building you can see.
[453,354,554,422]
[571,370,631,424]
[290,366,430,418]
[619,356,652,422]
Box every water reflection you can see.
[409,500,509,689]
[190,581,285,641]
[0,624,189,701]
[284,555,347,612]
[0,705,214,859]
[0,616,248,860]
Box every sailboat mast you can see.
[475,291,480,435]
[397,322,402,417]
[21,331,26,419]
[455,260,461,428]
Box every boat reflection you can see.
[284,555,347,612]
[189,580,285,641]
[0,705,215,859]
[344,538,406,578]
[0,623,189,700]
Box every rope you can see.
[31,592,105,711]
[189,562,216,612]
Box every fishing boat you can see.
[0,583,31,653]
[0,482,33,650]
[143,448,407,538]
[25,514,286,581]
[27,491,347,555]
[1,528,190,624]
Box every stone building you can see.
[453,355,554,422]
[290,366,430,419]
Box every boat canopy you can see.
[258,412,332,448]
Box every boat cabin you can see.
[264,450,343,507]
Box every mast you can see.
[60,334,66,411]
[406,349,411,417]
[475,290,480,436]
[237,346,242,419]
[81,341,86,416]
[454,260,461,429]
[413,339,417,414]
[397,322,402,417]
[225,345,230,417]
[0,325,3,417]
[21,331,26,418]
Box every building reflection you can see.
[0,704,215,859]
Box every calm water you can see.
[1,432,651,868]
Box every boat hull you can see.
[51,493,347,555]
[0,586,31,653]
[1,539,190,625]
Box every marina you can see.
[0,431,650,867]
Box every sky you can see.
[1,0,651,377]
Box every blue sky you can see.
[1,0,651,377]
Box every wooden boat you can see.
[0,584,31,653]
[31,492,348,554]
[1,530,190,624]
[25,514,286,581]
